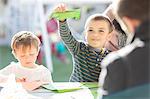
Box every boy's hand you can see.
[53,3,67,21]
[16,77,26,82]
[21,81,49,91]
[54,3,67,13]
[21,81,42,91]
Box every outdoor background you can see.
[0,0,112,82]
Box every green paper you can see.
[81,82,99,89]
[50,9,81,21]
[42,82,83,93]
[81,82,99,99]
[41,82,100,98]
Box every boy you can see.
[54,4,114,82]
[0,31,52,90]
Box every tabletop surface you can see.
[29,82,99,99]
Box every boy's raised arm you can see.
[52,4,81,54]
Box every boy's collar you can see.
[88,45,106,53]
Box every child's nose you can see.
[24,54,32,58]
[93,32,99,36]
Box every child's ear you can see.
[107,32,112,41]
[36,47,41,56]
[38,47,41,53]
[83,31,87,42]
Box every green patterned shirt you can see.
[59,20,111,82]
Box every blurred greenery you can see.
[51,50,73,82]
[0,46,73,82]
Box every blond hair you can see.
[11,31,41,52]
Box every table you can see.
[29,82,99,99]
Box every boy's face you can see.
[85,20,111,49]
[14,45,39,67]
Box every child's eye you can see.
[99,30,104,32]
[88,29,93,32]
[20,55,25,57]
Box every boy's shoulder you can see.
[79,40,89,46]
[35,65,51,73]
[36,64,49,70]
[8,61,18,67]
[78,40,89,50]
[2,61,19,70]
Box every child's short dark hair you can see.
[11,31,41,52]
[84,14,114,33]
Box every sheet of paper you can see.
[42,82,83,93]
[50,88,94,99]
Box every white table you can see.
[29,82,99,99]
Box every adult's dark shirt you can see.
[102,20,150,98]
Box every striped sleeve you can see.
[59,20,80,55]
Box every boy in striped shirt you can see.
[54,4,114,82]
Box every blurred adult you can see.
[104,5,127,51]
[99,0,149,98]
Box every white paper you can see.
[0,74,42,99]
[50,87,94,99]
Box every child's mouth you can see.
[26,62,32,64]
[92,39,100,41]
